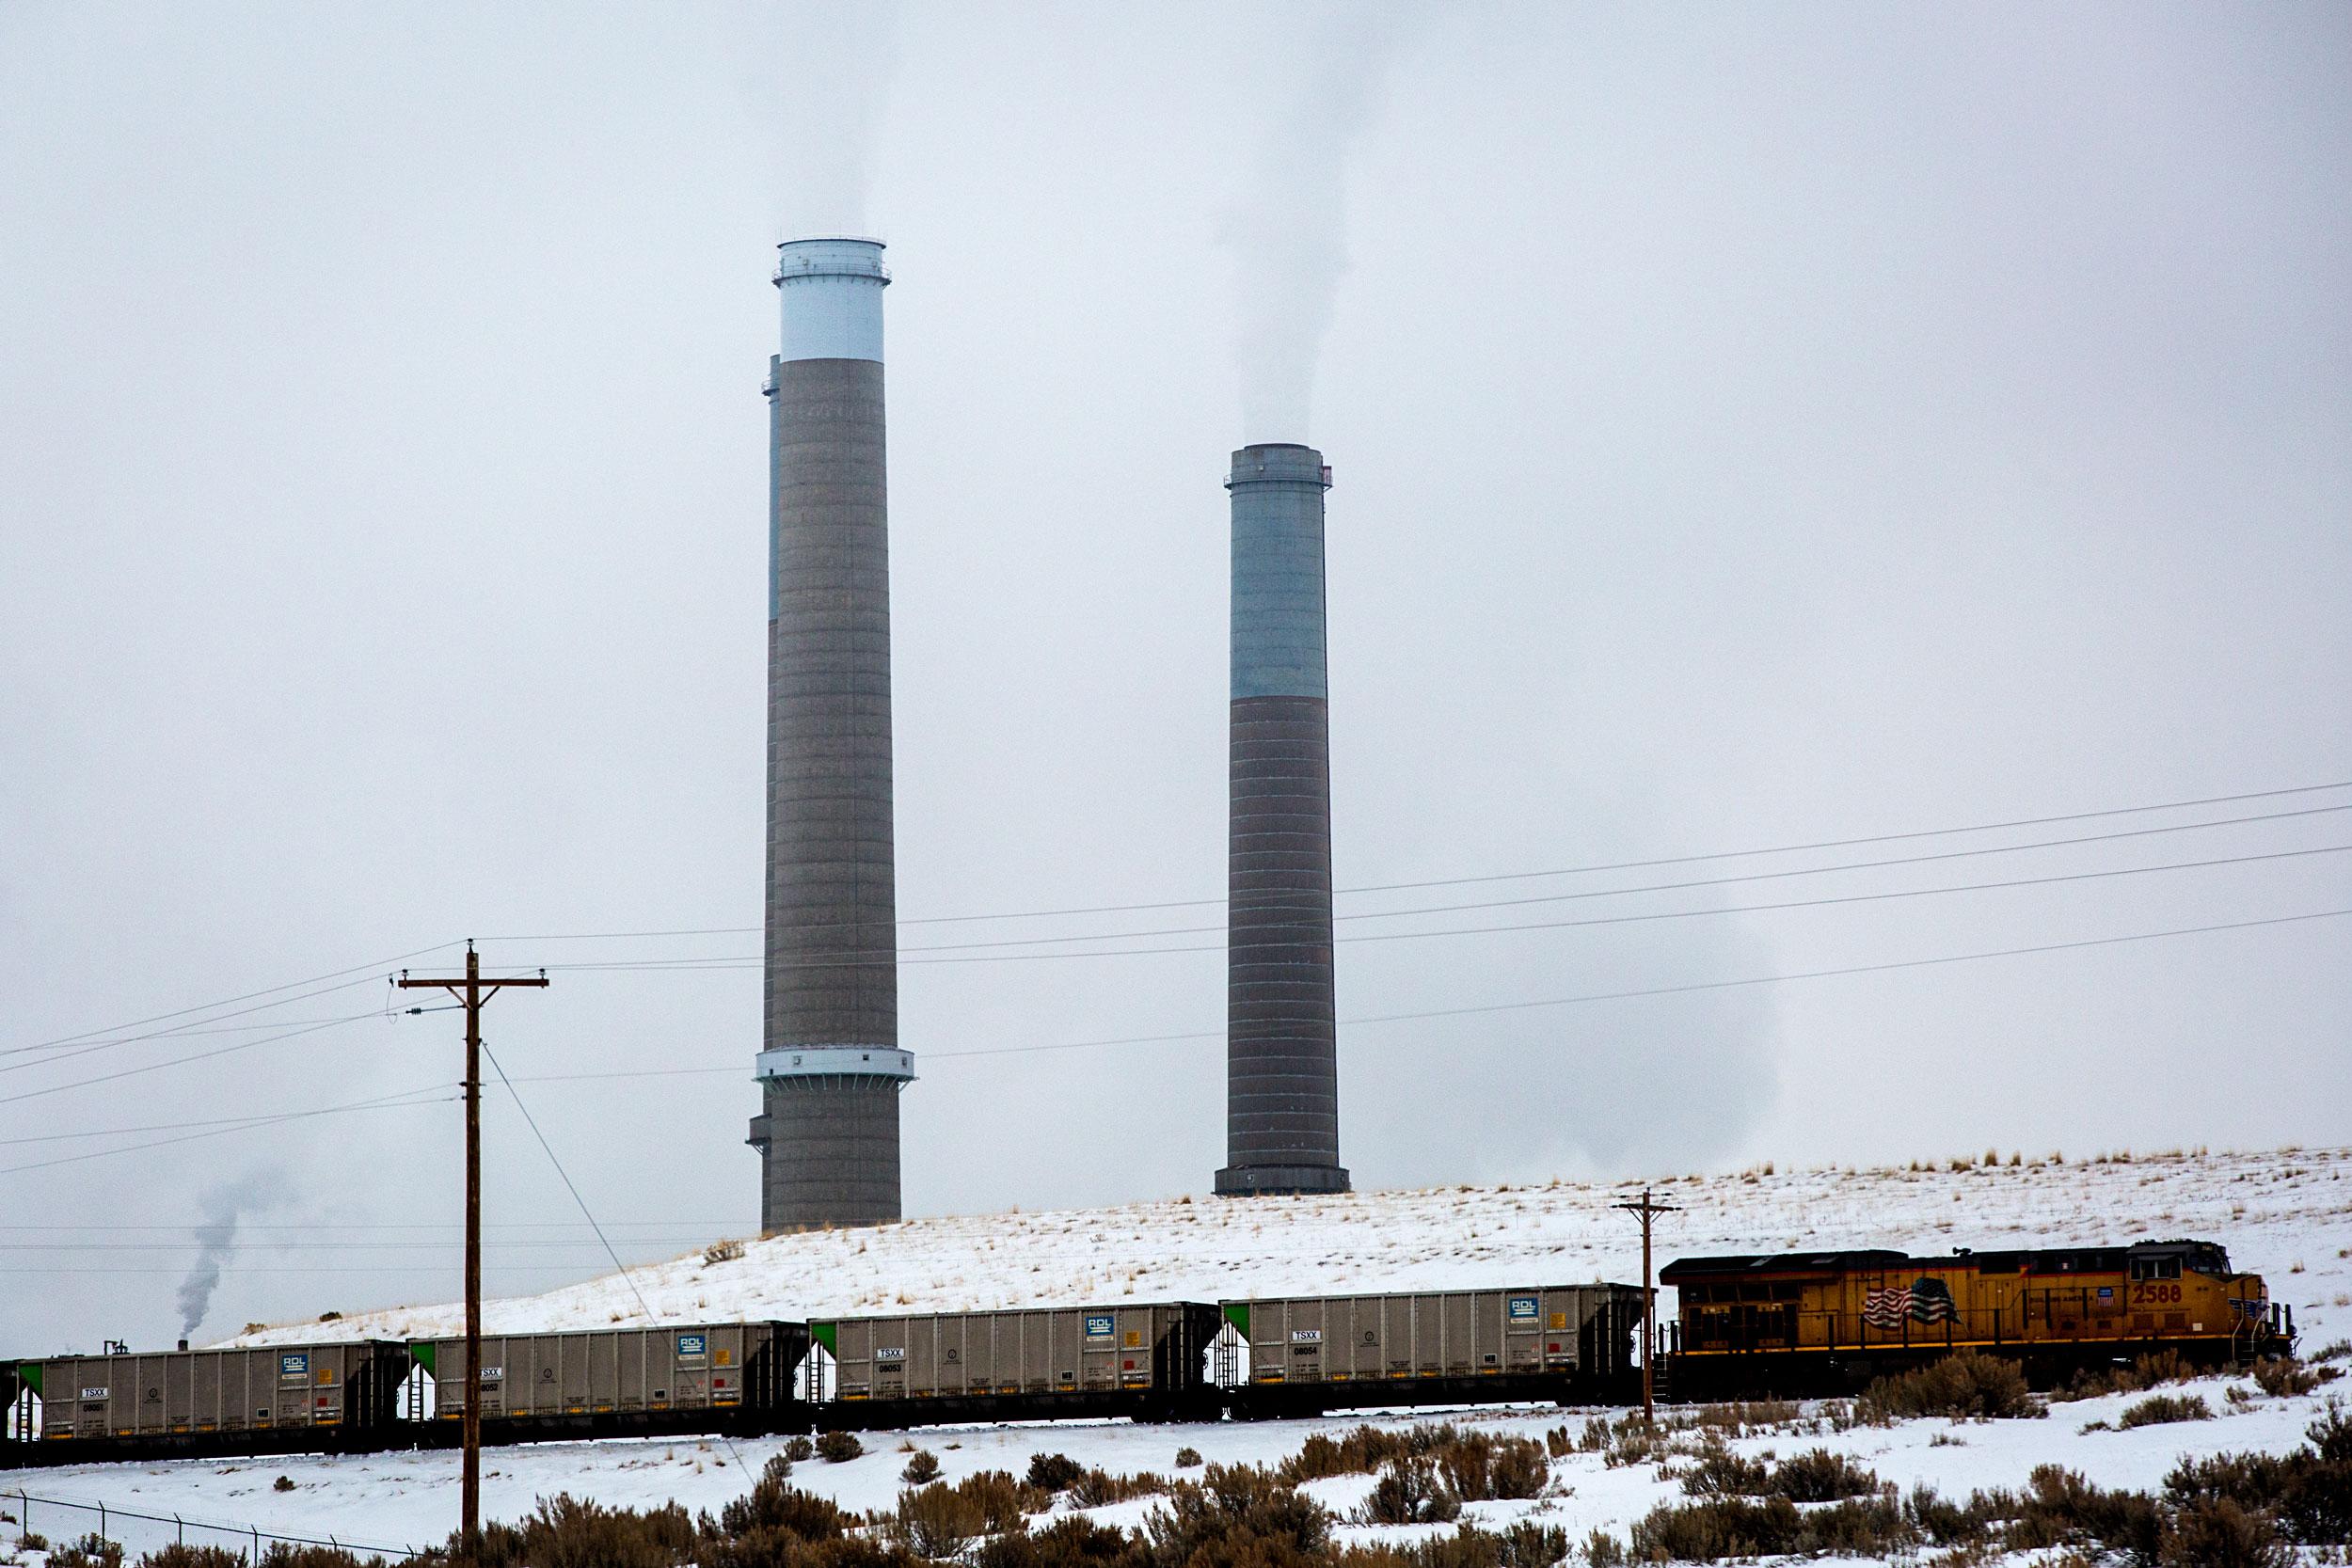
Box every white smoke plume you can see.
[1219,7,1407,441]
[741,0,902,237]
[177,1171,288,1341]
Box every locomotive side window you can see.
[2130,1258,2182,1282]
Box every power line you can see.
[535,841,2352,973]
[498,904,2352,1075]
[14,779,2344,1070]
[13,888,2333,1170]
[0,990,399,1073]
[0,1085,459,1147]
[930,904,2352,1056]
[1345,781,2352,895]
[0,1005,399,1072]
[758,805,2352,959]
[480,1040,752,1472]
[1279,842,2352,954]
[480,1043,664,1327]
[20,881,2309,1177]
[6,941,457,1059]
[0,1014,390,1109]
[0,1085,455,1178]
[0,1009,395,1087]
[1324,904,2352,1034]
[1334,802,2350,923]
[484,778,2351,939]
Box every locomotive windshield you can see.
[2129,1240,2232,1277]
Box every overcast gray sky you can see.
[3,2,2346,1354]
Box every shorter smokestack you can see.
[178,1338,189,1352]
[1216,442,1349,1196]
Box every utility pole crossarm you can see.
[398,974,548,990]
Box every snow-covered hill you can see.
[228,1145,2352,1351]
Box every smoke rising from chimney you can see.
[1219,8,1405,440]
[743,0,901,237]
[176,1171,287,1341]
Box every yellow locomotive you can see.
[1660,1237,2292,1396]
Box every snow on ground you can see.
[5,1146,2348,1560]
[215,1144,2352,1351]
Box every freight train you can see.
[2,1239,2294,1470]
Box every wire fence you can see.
[7,1487,425,1562]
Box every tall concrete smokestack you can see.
[748,237,914,1231]
[1216,443,1349,1197]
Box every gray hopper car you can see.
[7,1342,410,1463]
[1221,1284,1646,1415]
[813,1302,1223,1426]
[415,1323,806,1439]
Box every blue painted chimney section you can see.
[1228,443,1331,701]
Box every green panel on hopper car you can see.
[19,1364,40,1395]
[812,1323,837,1355]
[1223,1304,1249,1338]
[410,1343,437,1374]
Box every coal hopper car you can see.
[411,1322,808,1442]
[2,1342,412,1466]
[810,1302,1224,1428]
[1219,1283,1647,1416]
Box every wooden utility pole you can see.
[1614,1187,1680,1423]
[399,942,545,1564]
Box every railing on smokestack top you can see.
[772,236,890,285]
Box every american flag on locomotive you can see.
[1863,1276,1959,1326]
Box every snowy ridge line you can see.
[215,1146,2352,1354]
